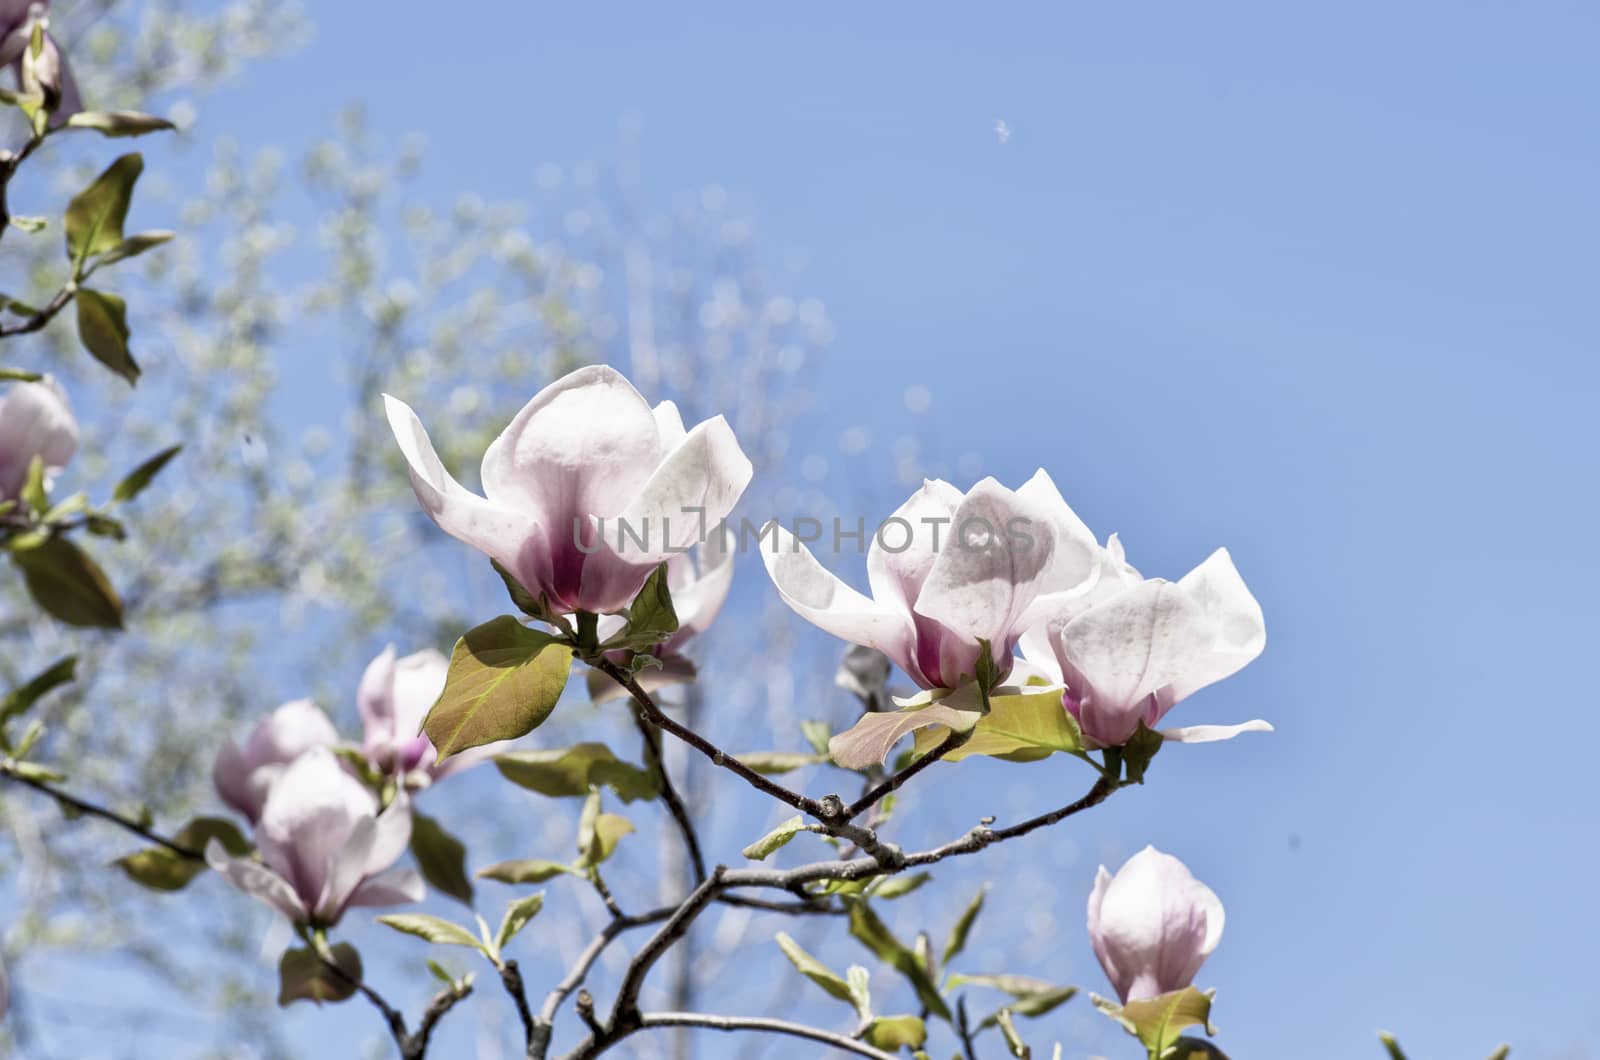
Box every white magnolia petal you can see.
[206,839,306,923]
[1167,548,1266,703]
[389,649,449,741]
[671,525,738,640]
[345,867,426,909]
[383,394,534,572]
[315,815,377,922]
[356,645,399,741]
[1014,468,1099,596]
[1057,581,1210,716]
[366,795,413,875]
[479,364,661,518]
[614,415,753,560]
[914,478,1057,648]
[762,524,914,669]
[1159,720,1274,743]
[652,399,688,451]
[866,479,962,614]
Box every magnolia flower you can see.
[585,525,735,702]
[385,365,753,616]
[1022,545,1270,748]
[206,747,422,926]
[212,699,339,825]
[0,3,82,122]
[358,644,509,785]
[0,379,77,502]
[763,471,1097,692]
[1089,846,1224,1003]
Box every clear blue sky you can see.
[166,2,1598,1056]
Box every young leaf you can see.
[576,813,633,869]
[869,872,930,900]
[94,230,176,269]
[0,655,76,727]
[11,535,124,629]
[800,719,832,756]
[21,455,47,513]
[75,288,139,384]
[1092,986,1216,1055]
[774,932,853,1003]
[943,885,987,965]
[490,559,548,620]
[476,859,582,885]
[112,444,182,502]
[741,815,807,861]
[494,742,658,802]
[114,817,248,892]
[410,812,474,906]
[64,154,143,265]
[1121,722,1164,784]
[911,691,1085,763]
[376,914,485,952]
[845,898,952,1021]
[1379,1033,1408,1060]
[864,1015,928,1050]
[278,943,362,1006]
[495,891,545,951]
[423,616,572,758]
[734,750,829,775]
[64,111,177,138]
[614,562,678,646]
[995,1008,1030,1058]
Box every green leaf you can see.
[865,1015,928,1050]
[800,719,832,756]
[0,366,42,381]
[423,616,573,758]
[995,1008,1030,1058]
[827,694,986,771]
[495,891,544,951]
[0,655,76,726]
[1169,1039,1232,1059]
[65,154,143,264]
[20,454,47,513]
[741,815,808,861]
[943,886,986,965]
[774,932,853,1003]
[574,791,634,869]
[410,811,474,906]
[734,750,829,775]
[112,444,182,502]
[1378,1033,1407,1060]
[11,534,124,629]
[847,964,873,1019]
[869,873,930,900]
[4,759,64,783]
[114,817,248,892]
[846,898,951,1021]
[490,559,549,620]
[376,914,485,952]
[912,690,1084,763]
[64,111,177,138]
[949,975,1077,1024]
[1121,721,1164,784]
[1484,1048,1510,1060]
[611,562,678,646]
[494,742,658,802]
[278,943,362,1006]
[75,288,140,384]
[94,230,176,269]
[477,859,582,885]
[1092,986,1215,1055]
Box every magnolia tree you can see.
[0,6,1514,1060]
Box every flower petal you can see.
[612,414,753,560]
[384,394,535,580]
[827,700,982,770]
[668,524,737,645]
[1014,469,1099,596]
[1159,720,1274,743]
[345,867,425,909]
[315,815,376,922]
[356,645,399,744]
[761,523,913,671]
[866,479,962,614]
[206,839,306,923]
[1167,548,1266,703]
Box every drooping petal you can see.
[206,839,306,923]
[1166,548,1266,703]
[761,523,914,673]
[384,394,537,585]
[1159,720,1274,743]
[345,866,425,909]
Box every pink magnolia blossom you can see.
[206,747,422,926]
[0,378,77,502]
[384,365,753,616]
[762,471,1098,692]
[1089,846,1224,1003]
[0,3,82,122]
[357,644,509,786]
[212,699,339,825]
[1021,543,1270,749]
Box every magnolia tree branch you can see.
[629,707,707,885]
[0,762,205,860]
[632,1012,898,1060]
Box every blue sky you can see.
[112,2,1600,1056]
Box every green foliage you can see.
[911,691,1086,764]
[114,817,248,892]
[10,534,124,628]
[65,154,145,266]
[1093,986,1216,1056]
[600,562,679,651]
[733,750,830,774]
[375,914,484,952]
[423,617,572,758]
[774,932,854,1003]
[75,287,139,384]
[494,891,544,951]
[864,1014,928,1050]
[112,444,183,503]
[846,898,951,1022]
[0,655,77,728]
[741,815,808,861]
[277,943,362,1006]
[409,811,474,906]
[64,111,178,138]
[574,790,633,869]
[476,859,582,885]
[494,742,658,802]
[942,885,986,965]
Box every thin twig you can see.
[844,730,962,820]
[630,705,707,885]
[634,1012,897,1059]
[0,764,203,860]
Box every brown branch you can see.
[632,1012,897,1059]
[844,730,962,820]
[630,706,707,885]
[0,763,204,860]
